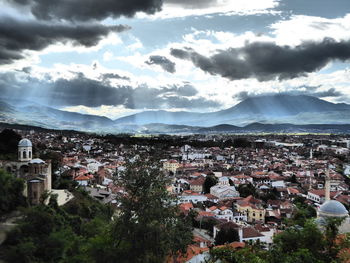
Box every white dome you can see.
[319,200,348,218]
[18,138,32,147]
[29,158,45,164]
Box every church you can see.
[0,138,52,205]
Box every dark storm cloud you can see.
[5,0,163,21]
[0,72,218,109]
[145,55,176,73]
[171,38,350,81]
[0,16,129,64]
[233,87,343,101]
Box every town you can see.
[1,128,350,262]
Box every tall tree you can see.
[107,157,193,263]
[203,174,218,194]
[0,129,21,159]
[215,227,240,245]
[0,169,25,215]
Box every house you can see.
[236,195,266,223]
[163,159,180,174]
[189,176,206,193]
[178,192,208,204]
[213,222,268,244]
[179,202,194,215]
[307,189,341,204]
[206,206,234,221]
[74,174,92,186]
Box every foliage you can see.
[105,157,193,263]
[259,187,280,202]
[41,151,63,168]
[237,183,256,198]
[210,219,350,263]
[0,169,25,216]
[215,228,240,245]
[2,189,112,263]
[210,246,268,263]
[233,138,251,148]
[0,129,21,155]
[287,196,317,226]
[203,174,218,194]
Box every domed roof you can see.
[29,158,45,164]
[18,138,32,147]
[319,200,348,217]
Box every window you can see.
[23,151,27,159]
[29,151,32,158]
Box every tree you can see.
[0,169,25,215]
[203,175,218,194]
[324,217,346,260]
[233,138,251,148]
[215,228,240,245]
[270,220,325,263]
[237,183,256,198]
[210,245,268,263]
[0,129,21,160]
[2,188,113,263]
[105,157,193,263]
[286,196,317,227]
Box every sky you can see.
[0,0,350,119]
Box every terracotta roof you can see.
[242,227,264,238]
[205,194,219,199]
[74,174,91,181]
[167,245,209,263]
[190,176,206,186]
[197,211,215,218]
[208,206,218,211]
[179,202,193,211]
[308,189,340,198]
[216,221,240,230]
[287,187,300,194]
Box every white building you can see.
[210,178,239,200]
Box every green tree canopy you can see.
[0,169,25,215]
[0,129,21,159]
[215,227,240,245]
[237,183,256,198]
[105,157,193,263]
[203,174,218,194]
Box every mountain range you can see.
[1,94,350,134]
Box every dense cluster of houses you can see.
[5,130,350,262]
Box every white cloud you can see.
[271,14,350,46]
[61,105,140,119]
[138,0,279,19]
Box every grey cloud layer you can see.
[0,72,219,109]
[145,55,176,73]
[0,16,129,64]
[5,0,163,21]
[233,87,343,101]
[171,38,350,81]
